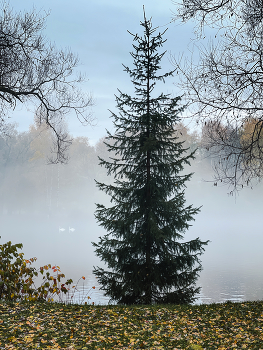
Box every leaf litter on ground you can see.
[0,300,263,349]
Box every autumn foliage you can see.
[240,118,263,155]
[0,237,73,302]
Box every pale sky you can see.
[9,0,198,145]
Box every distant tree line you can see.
[0,120,212,218]
[1,115,259,218]
[0,121,105,218]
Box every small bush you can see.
[0,237,74,302]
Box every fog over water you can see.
[1,125,263,305]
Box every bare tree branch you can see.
[0,3,94,163]
[172,0,263,190]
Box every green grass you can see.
[0,300,263,349]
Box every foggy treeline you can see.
[0,122,108,221]
[0,120,216,222]
[2,117,263,225]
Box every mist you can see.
[1,123,263,305]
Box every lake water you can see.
[47,265,263,306]
[1,181,263,305]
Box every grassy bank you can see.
[0,300,262,349]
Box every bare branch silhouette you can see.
[172,0,263,190]
[0,3,94,163]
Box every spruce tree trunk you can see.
[145,147,151,304]
[145,29,152,304]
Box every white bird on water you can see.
[59,227,65,232]
[69,227,75,233]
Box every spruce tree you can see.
[93,11,208,305]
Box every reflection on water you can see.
[61,266,263,306]
[195,266,263,305]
